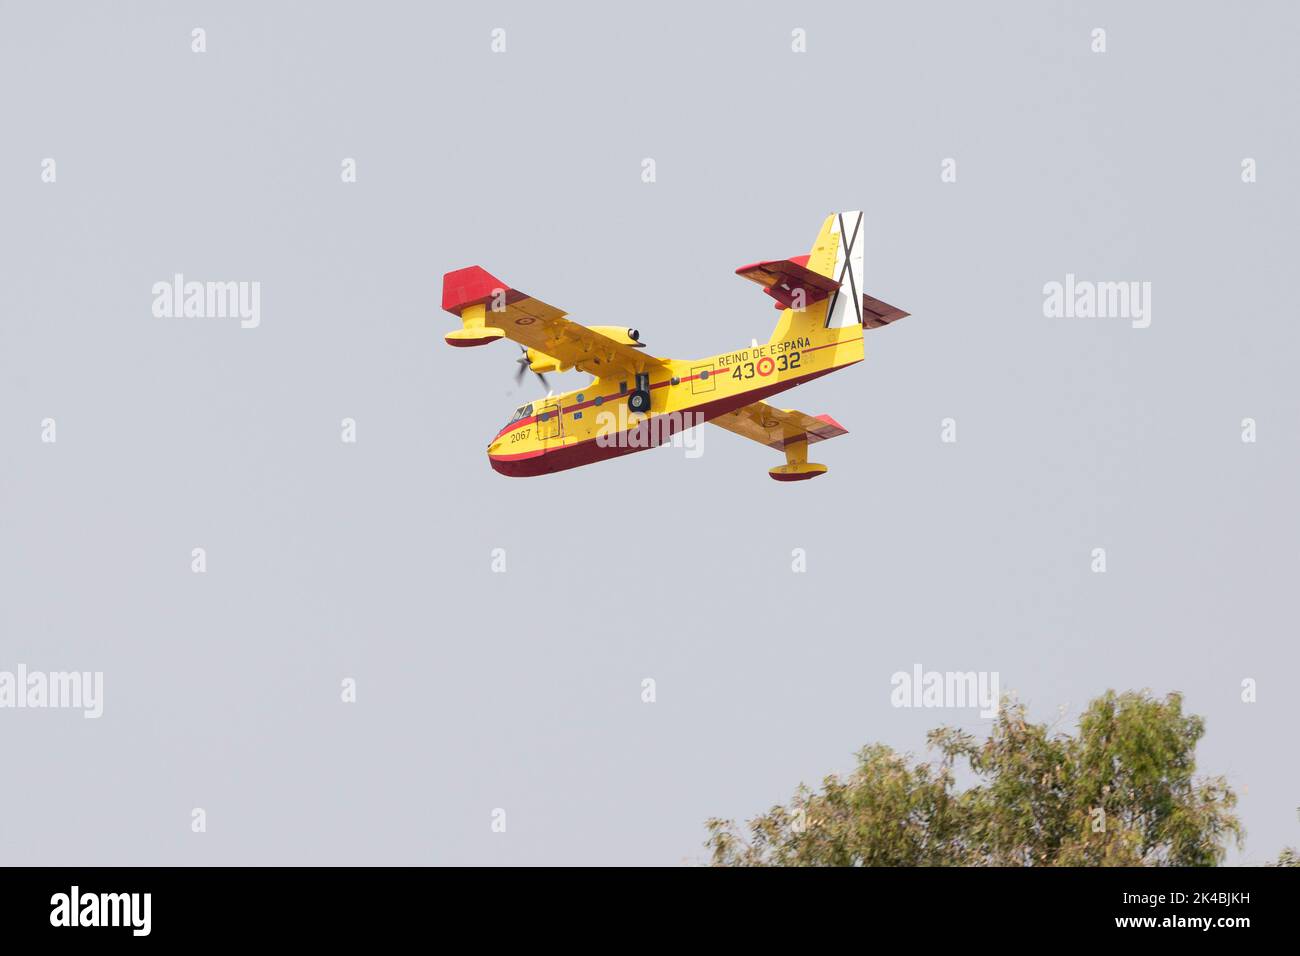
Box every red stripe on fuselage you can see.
[492,337,862,440]
[488,362,851,477]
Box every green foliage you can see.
[706,691,1243,867]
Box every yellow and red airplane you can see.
[443,211,907,480]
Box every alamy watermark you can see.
[595,407,705,458]
[50,886,150,936]
[152,274,261,329]
[0,665,103,718]
[1043,274,1151,329]
[890,663,1000,719]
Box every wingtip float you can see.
[442,211,908,481]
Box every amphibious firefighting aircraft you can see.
[442,211,907,480]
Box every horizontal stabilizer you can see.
[862,293,908,329]
[735,257,841,310]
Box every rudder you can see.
[805,211,865,328]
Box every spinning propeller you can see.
[514,346,550,390]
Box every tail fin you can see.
[805,211,865,329]
[751,211,867,344]
[738,211,908,342]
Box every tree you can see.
[705,691,1243,866]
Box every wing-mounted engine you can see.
[585,326,644,349]
[522,327,643,373]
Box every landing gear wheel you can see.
[628,389,651,414]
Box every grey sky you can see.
[1,1,1296,864]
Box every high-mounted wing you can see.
[710,400,848,481]
[442,266,664,379]
[710,401,848,450]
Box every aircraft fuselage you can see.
[487,326,863,477]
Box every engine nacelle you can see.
[524,348,569,374]
[585,326,644,347]
[524,326,644,372]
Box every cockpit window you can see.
[508,403,533,425]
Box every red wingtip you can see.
[442,266,508,315]
[813,413,847,433]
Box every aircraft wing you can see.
[442,266,665,379]
[708,401,848,450]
